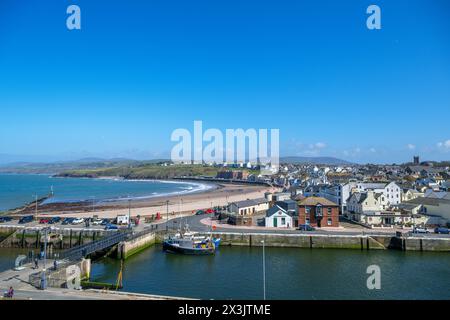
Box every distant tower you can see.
[413,156,420,165]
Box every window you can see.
[305,207,311,214]
[305,218,310,225]
[281,217,286,225]
[327,207,332,214]
[327,218,332,226]
[316,206,322,215]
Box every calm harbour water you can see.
[88,246,450,300]
[0,174,209,211]
[0,246,449,299]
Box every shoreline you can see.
[45,176,221,205]
[0,174,220,215]
[14,178,278,218]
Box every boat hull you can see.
[163,241,215,255]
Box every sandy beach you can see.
[37,182,280,219]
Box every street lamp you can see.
[166,200,169,232]
[261,240,266,300]
[41,227,50,290]
[91,196,95,214]
[33,194,38,219]
[128,196,131,229]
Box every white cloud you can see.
[314,142,326,149]
[437,140,450,150]
[407,144,416,150]
[369,148,376,153]
[292,141,328,157]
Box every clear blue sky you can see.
[0,0,449,164]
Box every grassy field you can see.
[57,164,259,180]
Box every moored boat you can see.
[163,237,216,255]
[163,224,220,255]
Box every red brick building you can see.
[297,197,339,228]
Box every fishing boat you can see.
[163,236,216,255]
[163,224,220,255]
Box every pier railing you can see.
[60,230,131,261]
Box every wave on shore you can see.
[42,178,216,205]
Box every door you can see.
[273,217,277,227]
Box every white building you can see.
[346,190,388,217]
[229,198,269,216]
[265,205,295,228]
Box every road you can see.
[2,213,449,239]
[155,214,450,238]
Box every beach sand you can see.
[39,183,280,219]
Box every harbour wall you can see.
[0,226,111,250]
[2,226,450,253]
[117,231,156,259]
[194,232,450,252]
[28,258,92,289]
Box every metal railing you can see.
[60,231,131,261]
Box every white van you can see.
[116,215,130,225]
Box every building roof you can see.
[293,194,306,201]
[266,205,296,217]
[405,196,450,207]
[397,203,422,211]
[297,196,338,207]
[231,198,268,209]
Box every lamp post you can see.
[41,227,49,290]
[166,200,169,232]
[91,196,95,214]
[33,194,38,220]
[261,240,266,300]
[128,196,131,229]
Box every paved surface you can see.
[0,261,190,300]
[0,287,192,300]
[156,214,450,238]
[2,213,449,238]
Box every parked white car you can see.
[71,218,84,225]
[92,218,103,225]
[413,227,430,234]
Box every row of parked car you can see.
[0,215,119,230]
[412,227,450,234]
